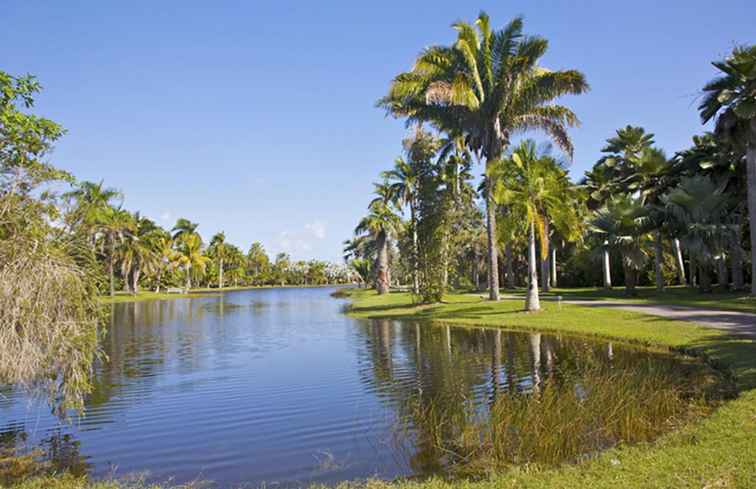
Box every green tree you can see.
[247,241,270,285]
[491,140,582,310]
[380,12,588,300]
[699,44,756,294]
[356,181,402,294]
[175,233,209,290]
[209,231,229,289]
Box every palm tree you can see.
[383,156,421,294]
[380,12,588,301]
[171,218,199,241]
[662,176,737,292]
[118,214,161,294]
[97,206,133,296]
[590,195,651,295]
[209,232,229,289]
[64,180,122,246]
[151,233,176,292]
[356,181,402,294]
[699,44,756,294]
[490,140,582,311]
[175,233,209,291]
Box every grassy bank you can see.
[11,288,756,488]
[523,285,756,314]
[99,284,346,305]
[334,289,756,488]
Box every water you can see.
[0,287,720,487]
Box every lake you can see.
[0,287,724,487]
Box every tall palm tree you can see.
[490,140,582,311]
[379,12,588,301]
[209,232,229,289]
[151,232,176,292]
[356,181,402,294]
[97,206,133,296]
[383,156,421,294]
[118,214,160,294]
[175,233,209,291]
[699,44,756,294]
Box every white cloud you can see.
[159,211,174,222]
[304,220,327,240]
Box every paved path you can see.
[562,299,756,339]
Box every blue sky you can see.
[2,1,754,261]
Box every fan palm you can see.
[590,195,652,295]
[662,176,737,292]
[379,12,588,300]
[699,44,756,294]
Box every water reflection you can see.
[0,288,727,487]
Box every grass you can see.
[98,284,345,304]
[330,288,756,488]
[10,287,756,488]
[525,285,756,314]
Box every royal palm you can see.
[380,12,588,300]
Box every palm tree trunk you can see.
[673,238,686,285]
[551,245,558,288]
[747,130,756,296]
[732,240,745,291]
[376,231,390,295]
[699,264,712,292]
[410,204,419,295]
[219,258,224,289]
[132,267,140,295]
[155,266,163,293]
[109,237,115,297]
[540,221,551,292]
[185,264,191,291]
[472,244,480,291]
[654,230,664,291]
[505,242,515,289]
[623,259,637,296]
[690,255,698,288]
[485,171,500,301]
[717,256,729,291]
[525,222,540,312]
[602,245,612,289]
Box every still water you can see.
[0,287,718,487]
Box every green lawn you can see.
[12,288,756,489]
[528,285,756,314]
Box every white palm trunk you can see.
[485,170,500,300]
[602,244,612,289]
[525,222,540,311]
[550,247,557,287]
[673,238,686,285]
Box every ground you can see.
[9,287,756,489]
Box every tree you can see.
[97,206,134,296]
[0,70,99,414]
[247,241,270,285]
[491,140,582,311]
[175,233,209,290]
[209,231,229,289]
[699,44,756,294]
[380,12,588,300]
[663,176,737,292]
[171,217,199,241]
[64,180,123,246]
[356,181,402,294]
[118,213,160,294]
[590,195,651,295]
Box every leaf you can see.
[733,99,756,120]
[717,89,736,104]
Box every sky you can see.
[2,1,754,262]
